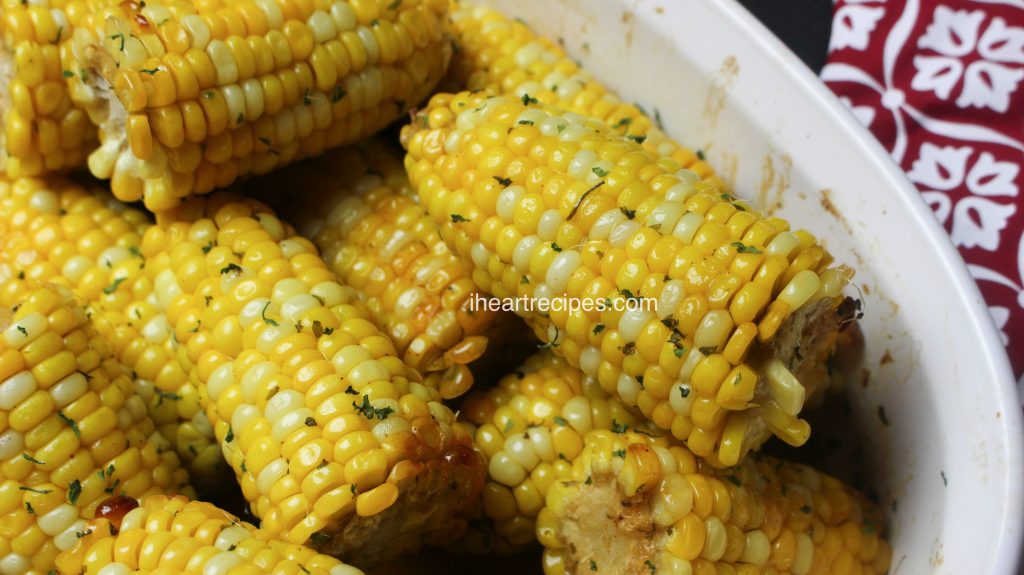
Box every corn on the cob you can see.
[0,0,101,177]
[66,0,453,214]
[0,282,193,575]
[403,91,855,467]
[56,494,364,575]
[539,429,891,575]
[446,4,723,188]
[0,176,228,491]
[247,137,520,399]
[455,351,640,553]
[139,192,485,566]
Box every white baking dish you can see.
[475,0,1024,572]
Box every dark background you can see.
[737,0,832,73]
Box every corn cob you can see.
[246,137,521,400]
[538,429,891,575]
[0,0,102,177]
[455,351,641,553]
[56,494,364,575]
[445,4,723,188]
[0,282,193,575]
[138,192,484,566]
[65,0,453,214]
[0,176,228,491]
[403,91,855,467]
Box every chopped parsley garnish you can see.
[731,242,761,254]
[550,242,562,252]
[57,411,80,436]
[16,325,27,337]
[344,386,359,395]
[612,117,632,130]
[940,471,948,486]
[567,181,604,220]
[203,90,216,100]
[68,479,82,504]
[155,389,181,406]
[592,166,609,177]
[220,263,242,275]
[627,134,647,144]
[611,420,628,434]
[678,386,690,399]
[493,175,512,187]
[645,559,657,574]
[25,502,36,515]
[699,346,716,355]
[521,93,539,105]
[304,417,317,427]
[451,213,471,223]
[619,342,636,356]
[19,486,52,494]
[310,532,330,547]
[108,32,125,51]
[589,560,598,571]
[202,242,214,254]
[696,149,706,160]
[503,420,514,434]
[103,277,126,294]
[553,416,568,427]
[593,324,605,335]
[352,395,393,421]
[619,207,636,219]
[673,347,685,358]
[521,275,530,285]
[261,301,278,326]
[612,449,626,458]
[224,426,234,443]
[140,67,159,75]
[63,70,75,78]
[331,85,347,103]
[518,119,534,126]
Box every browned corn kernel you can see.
[0,281,192,575]
[446,4,722,188]
[0,175,228,491]
[403,91,856,467]
[539,429,891,575]
[56,495,364,575]
[138,191,485,567]
[241,138,518,400]
[0,0,103,177]
[66,0,453,214]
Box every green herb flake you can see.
[493,175,512,187]
[592,166,609,177]
[450,213,471,223]
[627,134,647,144]
[140,67,159,75]
[55,411,80,436]
[155,389,181,407]
[260,301,278,326]
[310,532,330,547]
[553,416,568,427]
[103,277,126,295]
[520,275,530,285]
[619,207,636,219]
[940,471,948,486]
[673,347,685,358]
[344,386,358,395]
[696,149,706,160]
[731,242,761,254]
[331,85,347,103]
[203,90,216,100]
[593,324,605,335]
[16,325,27,337]
[645,559,657,574]
[678,386,690,399]
[25,501,36,515]
[224,426,234,443]
[612,449,626,458]
[589,560,598,572]
[108,32,125,51]
[304,416,317,427]
[521,94,539,105]
[611,420,628,434]
[503,420,514,434]
[22,452,44,466]
[352,395,394,421]
[19,486,52,494]
[699,346,716,355]
[63,70,75,78]
[220,263,242,275]
[518,119,534,126]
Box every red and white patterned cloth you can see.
[822,0,1024,387]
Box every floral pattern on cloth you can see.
[823,0,1024,390]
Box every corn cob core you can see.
[56,494,365,575]
[139,192,485,566]
[0,283,193,575]
[0,0,101,177]
[456,350,642,553]
[445,4,723,189]
[244,138,497,400]
[402,91,854,467]
[539,429,891,575]
[66,0,452,214]
[0,176,228,491]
